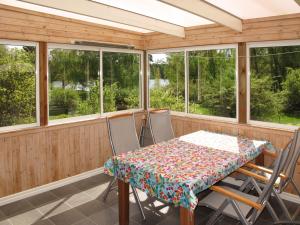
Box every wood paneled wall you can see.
[0,112,144,197]
[0,4,144,49]
[144,13,300,50]
[171,114,300,193]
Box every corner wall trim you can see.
[0,167,104,207]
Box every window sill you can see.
[48,109,145,126]
[170,111,238,124]
[247,120,298,132]
[0,123,39,134]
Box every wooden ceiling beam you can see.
[19,0,185,37]
[159,0,243,32]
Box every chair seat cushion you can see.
[199,186,258,220]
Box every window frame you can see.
[47,43,102,124]
[101,47,144,114]
[247,39,300,130]
[47,44,144,124]
[147,44,238,123]
[0,39,40,132]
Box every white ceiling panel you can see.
[206,0,300,19]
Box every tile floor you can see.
[0,173,299,225]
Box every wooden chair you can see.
[102,112,146,220]
[198,148,289,225]
[148,109,175,144]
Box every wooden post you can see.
[118,179,129,225]
[39,42,48,126]
[180,206,195,225]
[143,50,148,110]
[238,42,247,124]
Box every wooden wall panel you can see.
[0,4,144,49]
[145,13,300,50]
[0,112,144,198]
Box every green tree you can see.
[0,46,36,126]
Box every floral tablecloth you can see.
[104,131,274,211]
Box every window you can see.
[188,48,237,118]
[0,41,38,128]
[48,46,100,120]
[249,41,300,126]
[102,51,141,113]
[148,52,185,111]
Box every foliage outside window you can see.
[250,45,300,126]
[189,48,236,118]
[103,52,141,112]
[149,52,185,112]
[48,48,100,120]
[0,43,37,127]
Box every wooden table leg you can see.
[255,153,264,166]
[118,179,129,225]
[180,206,195,225]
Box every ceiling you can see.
[1,0,300,37]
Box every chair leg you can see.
[131,186,146,221]
[266,201,280,222]
[239,177,252,193]
[103,177,117,202]
[273,190,293,221]
[206,199,229,225]
[231,200,250,225]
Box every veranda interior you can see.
[0,0,300,224]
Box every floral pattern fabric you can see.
[104,131,274,211]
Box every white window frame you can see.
[47,43,101,125]
[247,39,300,130]
[101,47,144,114]
[147,44,238,123]
[147,48,186,113]
[0,39,40,132]
[47,44,144,125]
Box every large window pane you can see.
[188,49,236,118]
[250,44,300,125]
[0,43,37,127]
[103,52,140,112]
[48,48,100,120]
[149,52,185,111]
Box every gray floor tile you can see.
[38,200,72,219]
[76,200,107,217]
[27,192,59,208]
[0,211,6,221]
[9,209,43,225]
[65,192,93,208]
[89,207,118,225]
[0,200,33,217]
[31,219,55,225]
[0,219,12,225]
[48,209,85,225]
[73,218,97,225]
[73,175,110,192]
[51,185,81,198]
[85,183,112,200]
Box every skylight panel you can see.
[206,0,300,19]
[92,0,213,27]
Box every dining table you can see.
[104,130,275,225]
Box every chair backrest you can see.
[257,145,290,205]
[283,128,300,180]
[248,147,289,224]
[107,113,140,155]
[148,109,175,144]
